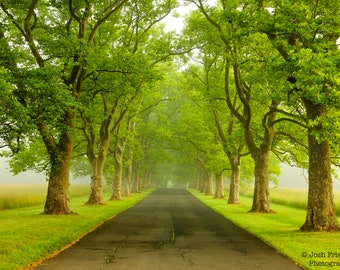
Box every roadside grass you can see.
[0,184,90,210]
[189,189,340,270]
[241,187,340,216]
[0,189,153,270]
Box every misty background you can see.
[1,156,339,190]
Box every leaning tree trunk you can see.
[300,101,339,231]
[228,156,241,204]
[44,130,74,215]
[214,172,225,199]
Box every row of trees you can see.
[0,0,339,232]
[0,0,182,212]
[176,0,340,231]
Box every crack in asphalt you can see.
[100,236,128,268]
[171,209,176,242]
[175,247,195,266]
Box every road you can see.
[32,189,302,270]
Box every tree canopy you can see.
[0,0,339,231]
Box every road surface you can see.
[32,189,302,270]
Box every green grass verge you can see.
[189,189,340,270]
[0,189,153,270]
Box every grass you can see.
[0,188,153,270]
[0,184,90,210]
[189,189,340,270]
[241,187,340,215]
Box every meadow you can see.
[190,188,340,270]
[240,187,340,215]
[0,184,90,210]
[0,185,153,270]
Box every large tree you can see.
[0,0,127,214]
[255,0,340,231]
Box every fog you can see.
[0,157,86,185]
[1,156,339,190]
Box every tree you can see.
[0,0,128,214]
[255,0,340,231]
[76,0,180,202]
[186,1,277,212]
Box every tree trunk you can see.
[44,162,72,214]
[214,172,225,199]
[198,167,205,192]
[131,162,142,192]
[300,101,339,231]
[110,145,124,200]
[145,171,152,188]
[250,149,272,213]
[111,158,123,200]
[205,173,214,196]
[228,156,241,204]
[85,128,110,205]
[86,158,105,205]
[44,130,74,215]
[123,162,132,196]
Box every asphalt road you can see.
[32,189,302,270]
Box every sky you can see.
[163,0,218,32]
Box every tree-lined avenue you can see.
[32,189,302,270]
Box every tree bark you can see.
[44,126,74,215]
[250,149,271,212]
[214,172,225,199]
[110,144,125,200]
[205,173,214,196]
[86,158,105,205]
[197,166,205,192]
[131,162,142,192]
[300,100,339,231]
[83,116,110,205]
[145,171,152,189]
[123,161,132,196]
[228,156,241,204]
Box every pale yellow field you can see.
[0,184,90,210]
